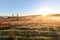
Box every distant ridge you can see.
[22,14,60,16]
[48,14,60,16]
[0,14,60,17]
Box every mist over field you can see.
[0,14,60,40]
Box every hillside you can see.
[0,14,60,40]
[0,14,60,28]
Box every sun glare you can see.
[40,7,53,16]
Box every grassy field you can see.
[0,15,60,40]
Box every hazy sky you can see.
[0,0,60,16]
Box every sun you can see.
[40,7,53,16]
[40,12,49,16]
